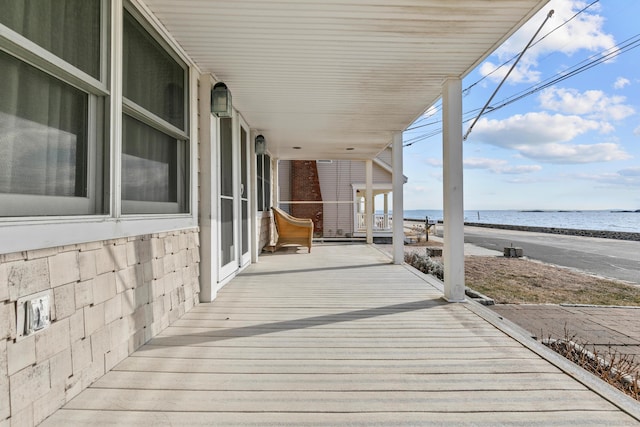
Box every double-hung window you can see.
[0,1,191,220]
[0,0,107,217]
[121,8,189,214]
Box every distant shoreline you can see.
[464,222,640,242]
[403,218,640,242]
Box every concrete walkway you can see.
[43,243,639,426]
[492,304,640,369]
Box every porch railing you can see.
[277,201,393,237]
[356,213,392,231]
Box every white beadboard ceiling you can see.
[143,0,548,160]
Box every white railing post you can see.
[365,160,373,244]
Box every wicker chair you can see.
[271,207,314,253]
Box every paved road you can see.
[462,226,640,285]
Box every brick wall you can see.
[290,160,323,236]
[0,228,200,425]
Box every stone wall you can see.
[258,214,273,252]
[464,222,640,242]
[0,228,200,425]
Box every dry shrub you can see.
[544,330,640,400]
[405,252,444,280]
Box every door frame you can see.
[217,113,238,281]
[238,116,251,268]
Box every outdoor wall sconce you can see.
[255,134,267,155]
[211,82,232,117]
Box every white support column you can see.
[442,77,466,302]
[198,74,216,302]
[392,132,404,264]
[273,158,280,207]
[365,160,373,244]
[383,193,389,228]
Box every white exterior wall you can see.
[0,2,205,425]
[278,160,391,238]
[321,160,390,238]
[277,160,292,214]
[376,147,393,167]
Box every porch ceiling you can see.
[143,0,548,160]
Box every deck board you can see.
[92,371,585,391]
[62,388,615,412]
[42,243,639,426]
[40,410,639,426]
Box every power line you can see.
[404,31,640,146]
[463,0,601,95]
[405,0,601,136]
[464,9,555,141]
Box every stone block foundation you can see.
[0,228,200,425]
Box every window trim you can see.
[0,23,108,96]
[122,98,188,141]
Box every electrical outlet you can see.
[26,295,50,334]
[16,290,51,340]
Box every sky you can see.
[402,0,640,211]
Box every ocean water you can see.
[402,209,640,233]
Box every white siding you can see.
[377,147,393,169]
[318,160,390,237]
[278,160,291,214]
[279,159,391,237]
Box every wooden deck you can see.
[43,243,639,426]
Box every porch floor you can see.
[43,244,638,426]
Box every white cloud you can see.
[517,142,630,164]
[634,126,640,136]
[539,87,635,121]
[470,112,630,164]
[410,185,429,193]
[575,169,640,187]
[464,157,541,174]
[472,112,606,146]
[619,167,640,177]
[501,165,544,174]
[464,157,505,170]
[613,77,630,89]
[479,60,540,84]
[424,158,442,167]
[423,105,438,119]
[480,0,616,84]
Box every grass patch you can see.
[464,256,640,306]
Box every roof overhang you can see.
[142,0,549,160]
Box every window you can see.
[0,0,106,217]
[122,116,187,205]
[0,1,192,220]
[0,0,102,79]
[257,154,271,212]
[121,9,189,214]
